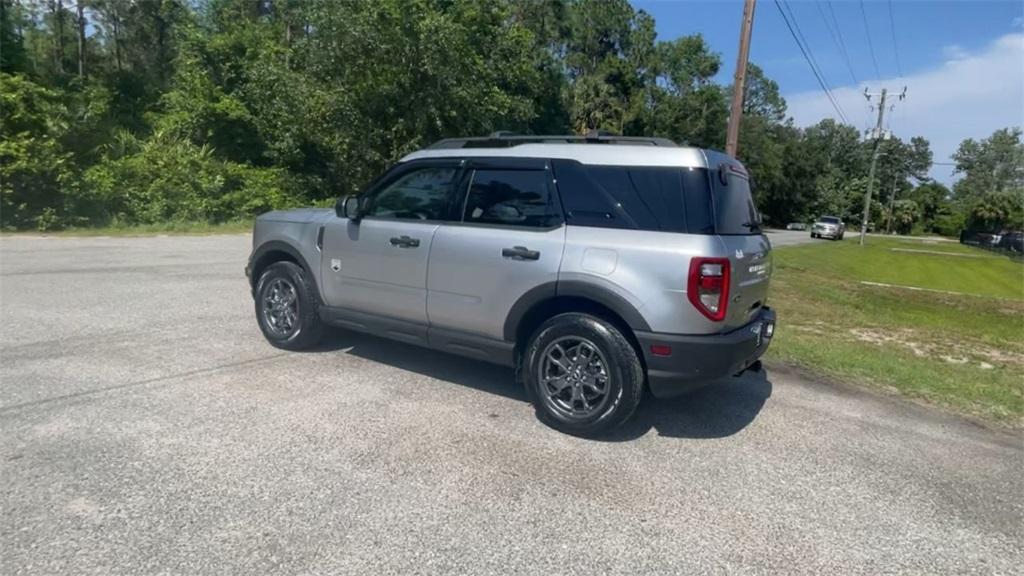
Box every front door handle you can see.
[390,235,420,248]
[502,246,540,261]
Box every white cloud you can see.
[942,44,969,60]
[785,33,1024,185]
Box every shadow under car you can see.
[304,328,772,441]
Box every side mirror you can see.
[337,195,361,221]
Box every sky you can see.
[633,0,1024,184]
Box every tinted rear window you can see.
[551,161,714,234]
[712,169,761,235]
[819,217,840,224]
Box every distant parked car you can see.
[786,222,808,231]
[977,233,999,247]
[961,230,1000,247]
[811,216,845,240]
[997,231,1023,252]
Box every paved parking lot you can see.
[1,234,1021,575]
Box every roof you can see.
[401,143,714,168]
[427,133,677,148]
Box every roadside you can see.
[0,220,253,238]
[766,236,1024,427]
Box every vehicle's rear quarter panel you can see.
[560,226,729,335]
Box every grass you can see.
[1,219,254,237]
[766,236,1024,426]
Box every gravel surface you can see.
[1,234,1021,575]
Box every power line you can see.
[784,2,830,87]
[773,0,849,124]
[826,1,860,84]
[816,1,857,85]
[886,0,904,77]
[860,0,882,79]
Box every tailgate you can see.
[718,234,772,330]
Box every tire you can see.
[254,261,323,350]
[521,313,644,437]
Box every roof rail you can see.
[426,132,677,149]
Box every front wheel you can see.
[521,313,644,437]
[255,261,323,350]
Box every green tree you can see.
[891,199,920,234]
[907,181,951,233]
[0,73,75,229]
[953,127,1024,201]
[951,128,1024,231]
[644,34,725,147]
[0,0,30,74]
[0,0,951,233]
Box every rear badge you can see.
[330,258,341,272]
[735,249,745,259]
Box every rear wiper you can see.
[741,221,762,232]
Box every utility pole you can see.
[77,0,85,77]
[859,86,905,245]
[725,0,757,157]
[886,172,898,234]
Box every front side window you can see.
[366,167,457,221]
[462,169,557,227]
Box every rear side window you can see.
[712,168,761,235]
[552,160,714,234]
[462,169,558,227]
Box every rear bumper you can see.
[636,307,776,398]
[814,228,841,238]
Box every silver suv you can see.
[246,133,776,436]
[812,216,845,240]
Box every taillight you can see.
[688,257,730,321]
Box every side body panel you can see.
[427,224,566,340]
[559,226,729,335]
[320,218,439,324]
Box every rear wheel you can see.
[521,313,644,437]
[255,261,323,350]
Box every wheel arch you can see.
[250,241,324,305]
[505,282,650,362]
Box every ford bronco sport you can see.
[246,133,775,436]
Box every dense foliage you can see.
[1,0,1021,233]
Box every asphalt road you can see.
[765,228,819,247]
[1,234,1021,575]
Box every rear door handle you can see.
[502,246,540,261]
[390,235,420,248]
